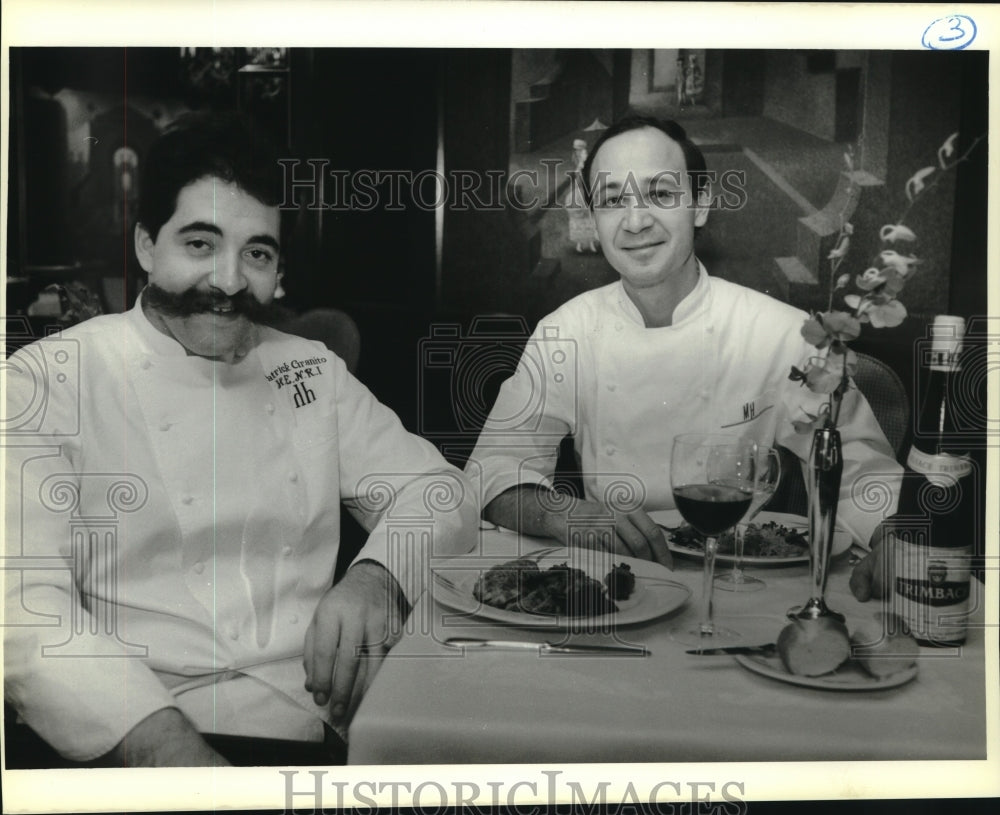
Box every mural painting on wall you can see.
[563,138,599,254]
[676,52,704,108]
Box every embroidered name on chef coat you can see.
[264,356,328,408]
[720,392,775,429]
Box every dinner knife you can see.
[685,643,777,656]
[444,637,648,656]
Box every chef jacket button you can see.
[606,446,615,456]
[607,383,616,392]
[699,389,711,400]
[282,546,294,557]
[182,495,194,505]
[141,359,152,370]
[266,403,275,415]
[706,325,715,334]
[289,614,299,625]
[228,628,240,641]
[289,472,299,483]
[193,562,205,575]
[159,422,171,432]
[615,322,623,331]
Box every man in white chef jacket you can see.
[465,116,902,580]
[3,112,477,766]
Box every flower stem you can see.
[828,389,843,428]
[876,132,987,265]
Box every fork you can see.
[432,571,467,593]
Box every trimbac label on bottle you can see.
[892,540,971,644]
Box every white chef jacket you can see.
[467,263,902,547]
[3,299,476,761]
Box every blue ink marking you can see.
[922,15,977,50]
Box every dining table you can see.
[346,521,990,767]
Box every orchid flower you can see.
[938,131,959,169]
[843,293,870,316]
[878,250,920,276]
[800,311,861,349]
[905,166,936,202]
[878,224,917,243]
[800,354,847,395]
[866,298,907,328]
[855,267,887,291]
[882,269,907,296]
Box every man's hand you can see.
[303,560,406,728]
[484,485,673,569]
[552,503,674,569]
[109,708,229,767]
[849,524,891,601]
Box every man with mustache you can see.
[4,112,476,766]
[466,116,901,572]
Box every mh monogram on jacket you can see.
[265,354,329,408]
[720,394,775,429]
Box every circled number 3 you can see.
[922,15,977,51]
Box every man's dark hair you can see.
[581,115,709,208]
[137,111,285,242]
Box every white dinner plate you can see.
[734,652,918,691]
[648,510,851,567]
[430,549,691,629]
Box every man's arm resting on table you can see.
[483,483,568,540]
[483,484,673,568]
[107,708,229,767]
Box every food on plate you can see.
[473,558,634,616]
[604,563,636,602]
[472,557,540,611]
[850,613,920,678]
[776,617,851,677]
[669,521,807,558]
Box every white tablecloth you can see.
[348,527,988,764]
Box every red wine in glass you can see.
[672,484,753,536]
[670,434,758,644]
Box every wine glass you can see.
[670,433,756,644]
[715,446,781,593]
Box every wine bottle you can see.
[890,315,974,647]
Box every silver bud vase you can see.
[790,426,845,622]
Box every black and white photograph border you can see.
[2,1,998,813]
